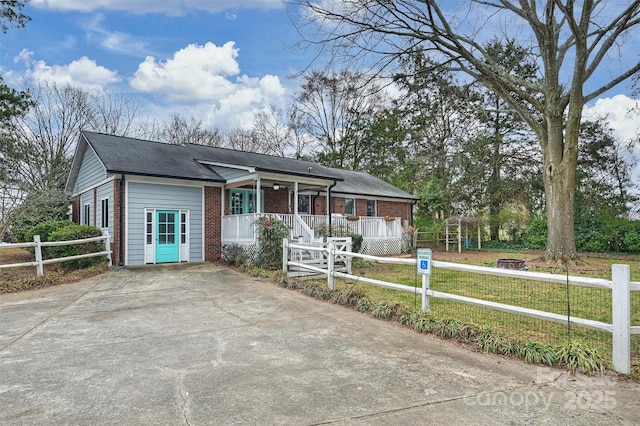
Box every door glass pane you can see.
[181,213,186,244]
[146,211,152,244]
[248,193,256,213]
[298,195,310,214]
[157,211,178,246]
[231,192,243,214]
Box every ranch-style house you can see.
[65,131,418,266]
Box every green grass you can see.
[327,258,640,367]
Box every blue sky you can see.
[0,0,638,142]
[1,0,308,129]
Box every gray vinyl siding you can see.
[96,182,114,238]
[80,191,94,226]
[75,147,106,192]
[127,181,203,265]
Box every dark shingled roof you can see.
[186,143,344,180]
[330,168,417,200]
[76,131,417,201]
[82,131,224,182]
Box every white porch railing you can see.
[330,215,402,238]
[222,213,403,244]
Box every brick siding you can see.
[263,187,289,214]
[112,178,124,266]
[312,195,412,223]
[205,186,222,261]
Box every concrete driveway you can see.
[1,263,639,425]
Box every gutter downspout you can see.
[312,191,321,215]
[119,173,125,267]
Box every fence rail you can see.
[282,239,638,374]
[0,232,112,276]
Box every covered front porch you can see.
[222,213,403,256]
[212,164,410,258]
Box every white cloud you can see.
[82,14,150,56]
[130,42,287,129]
[583,95,640,142]
[18,50,120,91]
[584,95,640,184]
[31,0,283,15]
[131,42,241,102]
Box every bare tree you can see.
[0,81,143,236]
[87,90,141,136]
[293,0,640,260]
[251,105,296,157]
[286,105,316,160]
[156,113,223,146]
[292,69,386,169]
[223,127,265,153]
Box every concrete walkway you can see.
[1,263,639,425]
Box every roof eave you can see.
[106,169,226,183]
[254,167,344,181]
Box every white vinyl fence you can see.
[282,239,639,374]
[0,231,112,276]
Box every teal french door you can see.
[229,189,264,214]
[156,210,179,263]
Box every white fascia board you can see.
[196,160,256,174]
[125,174,224,188]
[330,191,416,203]
[255,171,333,187]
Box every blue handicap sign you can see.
[417,248,432,275]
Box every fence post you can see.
[612,264,631,374]
[346,237,352,274]
[282,238,290,273]
[34,235,44,276]
[421,274,430,313]
[103,230,112,266]
[327,241,335,290]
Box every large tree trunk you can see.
[543,117,579,261]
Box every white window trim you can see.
[344,198,356,216]
[100,197,109,229]
[367,200,377,217]
[83,203,91,226]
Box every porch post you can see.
[294,181,299,215]
[221,185,225,216]
[326,184,330,216]
[256,177,262,213]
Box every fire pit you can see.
[496,258,526,270]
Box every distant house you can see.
[65,131,418,266]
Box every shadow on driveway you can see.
[1,263,639,425]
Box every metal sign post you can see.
[417,248,432,312]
